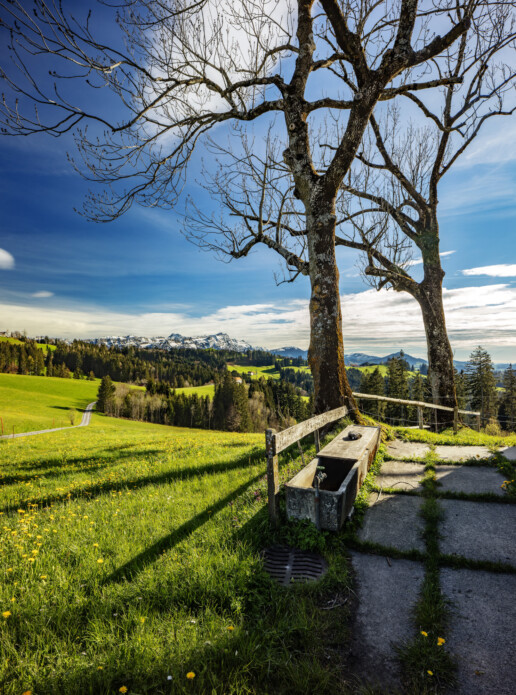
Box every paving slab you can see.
[440,499,516,566]
[350,552,424,690]
[376,460,425,491]
[434,445,492,462]
[435,465,507,495]
[441,568,516,695]
[499,445,516,462]
[358,493,425,552]
[386,440,430,460]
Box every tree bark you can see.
[306,200,360,419]
[416,233,457,429]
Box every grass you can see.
[227,364,282,380]
[0,335,55,353]
[174,384,215,398]
[395,425,516,448]
[0,374,100,435]
[0,405,361,694]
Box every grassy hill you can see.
[0,335,56,354]
[0,382,352,694]
[0,373,100,435]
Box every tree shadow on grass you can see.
[0,448,265,515]
[3,447,164,473]
[103,469,265,584]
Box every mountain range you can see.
[84,332,511,371]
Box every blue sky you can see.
[1,3,516,361]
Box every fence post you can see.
[453,407,458,434]
[314,428,320,453]
[265,428,279,527]
[417,406,423,430]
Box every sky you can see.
[1,2,516,362]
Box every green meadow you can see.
[0,335,56,354]
[174,383,215,398]
[0,374,99,435]
[0,376,356,695]
[227,364,282,380]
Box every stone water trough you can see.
[285,425,381,531]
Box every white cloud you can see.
[462,264,516,278]
[1,283,515,359]
[31,291,54,298]
[0,249,15,270]
[406,250,456,267]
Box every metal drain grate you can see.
[263,546,328,586]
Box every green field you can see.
[0,335,56,354]
[227,363,281,379]
[174,383,215,398]
[0,374,100,435]
[0,376,354,695]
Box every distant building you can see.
[247,371,256,376]
[234,377,243,384]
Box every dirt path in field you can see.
[0,401,96,440]
[350,440,516,695]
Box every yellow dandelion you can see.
[420,631,428,637]
[119,687,128,694]
[437,637,446,646]
[227,625,235,631]
[22,691,32,695]
[427,670,433,676]
[97,558,104,564]
[186,672,195,679]
[2,611,11,619]
[27,558,35,563]
[93,543,99,548]
[40,575,47,579]
[7,568,12,572]
[140,617,146,623]
[10,597,15,602]
[97,666,103,670]
[17,510,25,514]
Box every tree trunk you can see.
[416,254,457,430]
[306,202,360,419]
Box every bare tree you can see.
[0,0,472,415]
[335,3,516,426]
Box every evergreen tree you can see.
[454,369,468,410]
[97,375,116,413]
[499,365,516,432]
[386,357,409,425]
[466,347,498,426]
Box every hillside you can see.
[0,373,99,435]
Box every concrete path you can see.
[351,440,516,694]
[0,401,96,440]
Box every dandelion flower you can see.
[119,687,128,693]
[93,543,99,548]
[2,611,11,618]
[97,558,104,564]
[97,666,103,670]
[40,575,47,579]
[22,691,32,695]
[227,625,235,631]
[427,670,433,676]
[140,617,146,623]
[186,671,195,679]
[420,631,428,637]
[437,637,446,646]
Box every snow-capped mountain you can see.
[87,332,260,353]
